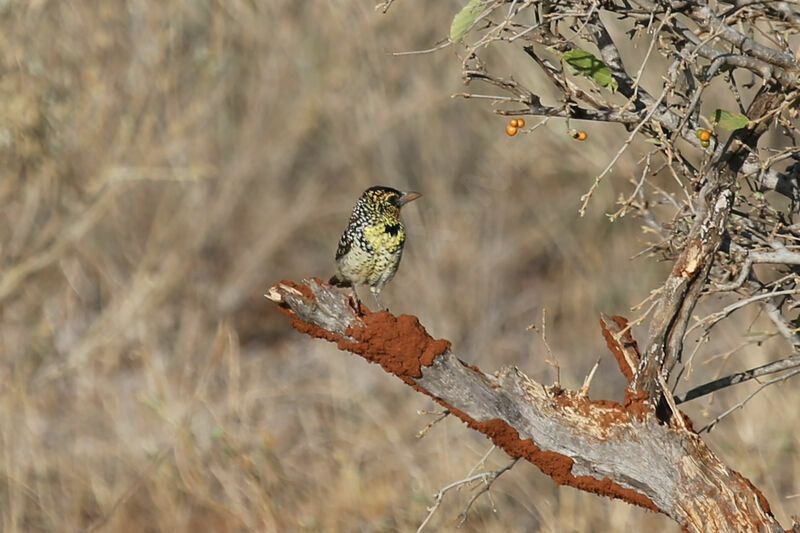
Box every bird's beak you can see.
[398,191,422,206]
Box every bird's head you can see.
[362,186,422,217]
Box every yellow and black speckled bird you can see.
[329,186,421,310]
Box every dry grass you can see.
[0,1,797,532]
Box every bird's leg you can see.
[371,288,386,312]
[350,286,363,314]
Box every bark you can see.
[267,279,783,533]
[634,87,786,403]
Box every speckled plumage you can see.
[330,186,421,309]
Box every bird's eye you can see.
[387,194,398,205]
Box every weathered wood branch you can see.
[634,87,787,403]
[267,278,783,533]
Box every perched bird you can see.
[330,185,422,310]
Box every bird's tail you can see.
[329,273,352,288]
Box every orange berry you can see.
[573,130,588,141]
[506,124,518,136]
[517,118,525,128]
[509,118,519,128]
[696,129,712,141]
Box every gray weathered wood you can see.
[268,279,784,533]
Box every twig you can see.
[462,69,642,124]
[393,40,452,56]
[578,78,672,216]
[676,351,800,404]
[763,297,800,347]
[690,5,798,70]
[375,0,395,13]
[467,445,498,477]
[451,92,526,103]
[508,21,544,42]
[625,9,672,110]
[416,452,519,532]
[579,359,601,397]
[456,457,520,527]
[689,289,800,335]
[416,409,451,439]
[528,308,559,385]
[608,150,655,220]
[716,248,800,291]
[699,367,800,433]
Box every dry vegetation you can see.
[0,1,797,532]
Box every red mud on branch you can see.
[622,388,652,420]
[444,405,659,513]
[273,280,783,529]
[273,280,656,512]
[341,312,451,378]
[279,320,657,510]
[275,283,451,378]
[600,315,640,383]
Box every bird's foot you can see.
[348,288,368,316]
[371,292,389,312]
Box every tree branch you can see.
[635,87,785,403]
[689,4,799,70]
[267,278,784,533]
[675,351,800,404]
[698,367,800,433]
[460,69,642,124]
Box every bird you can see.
[329,185,421,311]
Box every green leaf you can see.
[562,48,618,93]
[711,109,750,130]
[450,0,488,43]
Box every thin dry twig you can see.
[690,289,800,335]
[579,358,601,397]
[699,367,800,433]
[416,409,451,439]
[416,449,519,532]
[676,351,800,404]
[578,79,673,216]
[528,308,560,385]
[456,457,520,527]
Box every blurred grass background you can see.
[0,1,797,531]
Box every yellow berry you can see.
[506,124,518,136]
[509,118,519,128]
[701,139,710,148]
[517,118,525,128]
[572,130,588,141]
[696,129,712,141]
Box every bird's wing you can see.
[335,236,351,261]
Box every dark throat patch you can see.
[385,223,401,236]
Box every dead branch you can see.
[699,368,800,433]
[268,279,784,533]
[675,351,800,404]
[417,445,518,532]
[634,87,786,404]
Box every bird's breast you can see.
[362,222,406,253]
